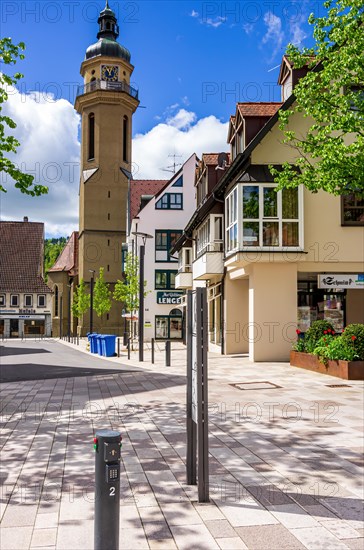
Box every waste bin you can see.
[96,334,103,355]
[88,333,98,354]
[102,335,117,357]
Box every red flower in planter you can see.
[296,329,301,335]
[323,330,328,334]
[352,335,357,341]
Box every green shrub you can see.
[313,334,359,364]
[341,324,364,360]
[305,320,335,353]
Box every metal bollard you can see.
[165,340,171,367]
[151,338,155,364]
[94,429,122,550]
[127,338,131,360]
[77,335,79,346]
[117,337,120,358]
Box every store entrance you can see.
[10,319,19,338]
[155,309,183,339]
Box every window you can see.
[54,286,59,317]
[347,85,364,112]
[172,176,183,187]
[11,295,19,307]
[108,213,110,220]
[121,244,128,272]
[226,188,238,252]
[196,215,223,258]
[123,115,128,162]
[88,113,95,160]
[226,184,302,253]
[155,193,183,210]
[178,247,192,273]
[155,270,177,289]
[24,295,33,307]
[155,230,182,262]
[342,195,364,225]
[0,294,5,307]
[38,295,46,308]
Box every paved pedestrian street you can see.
[0,338,363,549]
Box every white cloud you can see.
[190,9,226,28]
[243,23,254,35]
[190,10,199,18]
[1,85,80,238]
[132,109,229,179]
[262,12,284,62]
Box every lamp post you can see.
[132,232,153,362]
[89,269,95,333]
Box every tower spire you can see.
[97,1,119,40]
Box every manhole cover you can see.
[231,381,282,391]
[326,384,352,388]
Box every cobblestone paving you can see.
[0,338,363,549]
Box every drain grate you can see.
[326,384,352,388]
[231,381,282,391]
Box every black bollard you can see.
[94,430,122,550]
[165,340,171,367]
[127,338,131,360]
[151,338,155,364]
[117,337,120,358]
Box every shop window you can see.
[10,295,19,307]
[155,230,182,262]
[24,295,33,307]
[155,193,183,210]
[341,194,364,226]
[88,113,95,160]
[172,176,183,187]
[155,270,177,290]
[38,295,46,308]
[0,294,5,307]
[155,311,183,339]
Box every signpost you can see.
[186,288,209,502]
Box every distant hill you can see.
[44,237,68,280]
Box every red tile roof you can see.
[237,102,283,117]
[48,231,79,276]
[202,153,230,166]
[0,220,51,293]
[130,180,168,220]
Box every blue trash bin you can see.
[104,335,117,357]
[89,333,98,354]
[96,335,103,355]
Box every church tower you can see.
[75,1,139,333]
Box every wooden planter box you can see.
[290,351,364,380]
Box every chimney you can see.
[23,216,29,222]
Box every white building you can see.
[128,154,197,341]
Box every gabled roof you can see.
[130,180,168,220]
[48,231,79,276]
[0,220,51,293]
[237,102,283,117]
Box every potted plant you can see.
[290,321,364,380]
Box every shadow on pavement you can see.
[0,363,130,383]
[0,346,51,357]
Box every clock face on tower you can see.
[101,65,119,82]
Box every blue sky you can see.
[1,0,322,236]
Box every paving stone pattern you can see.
[0,338,363,549]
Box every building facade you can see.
[128,154,198,341]
[174,60,364,362]
[74,1,139,335]
[0,218,52,338]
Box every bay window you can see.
[226,184,303,252]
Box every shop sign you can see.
[0,314,45,320]
[156,291,183,305]
[318,274,364,289]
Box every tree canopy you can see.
[114,253,140,314]
[271,0,364,198]
[93,267,112,318]
[72,279,90,319]
[0,38,48,196]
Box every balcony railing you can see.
[76,79,139,100]
[178,264,192,274]
[196,240,223,259]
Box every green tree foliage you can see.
[93,267,111,318]
[114,253,140,314]
[72,279,90,319]
[44,238,68,277]
[271,0,364,198]
[0,38,48,196]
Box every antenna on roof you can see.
[161,153,183,174]
[216,152,229,171]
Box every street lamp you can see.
[89,269,95,333]
[132,231,153,361]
